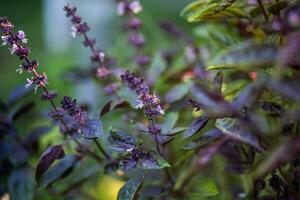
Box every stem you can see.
[256,0,269,22]
[93,139,111,160]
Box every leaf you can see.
[268,1,288,15]
[182,128,223,150]
[267,78,300,102]
[35,144,65,181]
[108,130,136,152]
[132,122,148,132]
[206,43,277,70]
[213,71,223,94]
[158,127,187,145]
[146,53,166,85]
[161,112,179,133]
[196,178,219,197]
[232,81,263,110]
[181,0,245,22]
[81,119,104,139]
[117,177,144,200]
[100,100,130,117]
[138,150,171,169]
[119,156,138,172]
[182,116,209,139]
[190,84,232,116]
[117,87,138,107]
[165,83,189,103]
[8,85,32,105]
[9,102,34,122]
[258,101,284,116]
[8,168,34,200]
[256,136,300,176]
[24,126,53,147]
[40,155,79,188]
[215,118,263,151]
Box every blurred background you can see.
[0,0,193,199]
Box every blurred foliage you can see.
[1,0,300,200]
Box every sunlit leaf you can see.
[207,42,277,70]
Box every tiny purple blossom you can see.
[129,0,142,14]
[17,30,27,43]
[1,35,10,45]
[10,44,18,55]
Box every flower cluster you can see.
[64,4,106,68]
[121,70,164,119]
[0,17,55,97]
[64,4,118,95]
[117,0,149,67]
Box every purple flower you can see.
[128,33,145,48]
[121,70,164,116]
[17,30,27,43]
[128,0,143,14]
[134,54,150,66]
[91,50,105,63]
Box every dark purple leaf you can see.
[24,126,53,148]
[182,129,223,150]
[267,78,300,102]
[8,168,34,200]
[232,82,263,110]
[190,84,233,116]
[108,130,136,152]
[138,150,171,169]
[182,116,209,139]
[104,161,119,173]
[100,100,113,117]
[40,155,80,188]
[213,71,223,94]
[35,144,65,181]
[81,119,104,139]
[165,83,189,103]
[9,144,29,166]
[119,156,138,172]
[100,100,131,117]
[133,123,148,132]
[216,118,264,152]
[258,101,284,116]
[8,85,32,105]
[224,164,249,175]
[9,102,34,122]
[256,136,300,176]
[117,177,144,200]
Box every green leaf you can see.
[207,42,277,70]
[40,155,79,188]
[117,177,144,200]
[181,0,245,22]
[138,150,171,169]
[215,118,263,151]
[267,1,288,15]
[8,168,34,200]
[196,177,219,197]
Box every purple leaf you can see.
[119,156,138,172]
[108,130,136,152]
[81,119,104,139]
[182,116,209,139]
[117,177,144,200]
[35,145,65,181]
[138,150,171,169]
